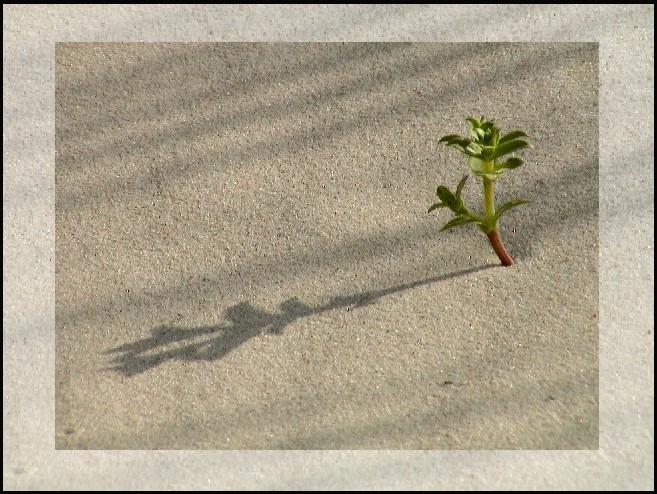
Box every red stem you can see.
[487,230,514,266]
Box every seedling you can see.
[428,117,531,266]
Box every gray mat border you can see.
[3,4,654,491]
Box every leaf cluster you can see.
[429,117,531,232]
[438,117,530,181]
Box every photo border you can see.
[3,4,653,490]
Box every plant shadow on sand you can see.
[105,264,495,376]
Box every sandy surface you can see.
[54,42,599,449]
[4,4,653,491]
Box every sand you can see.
[4,4,653,491]
[54,42,599,449]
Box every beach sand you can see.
[54,42,599,450]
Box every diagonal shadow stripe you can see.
[56,43,595,212]
[58,152,599,328]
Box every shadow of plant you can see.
[105,264,495,376]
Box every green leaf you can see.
[498,130,527,145]
[470,127,486,140]
[491,139,529,160]
[440,215,479,232]
[438,134,463,144]
[440,136,478,157]
[468,156,484,174]
[466,142,482,154]
[436,186,467,214]
[435,186,454,202]
[494,198,531,221]
[463,143,484,160]
[468,157,502,180]
[427,202,446,213]
[436,186,459,208]
[445,137,471,146]
[495,157,524,170]
[462,147,483,158]
[479,145,495,161]
[466,117,482,129]
[455,174,469,197]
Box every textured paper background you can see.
[4,4,654,490]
